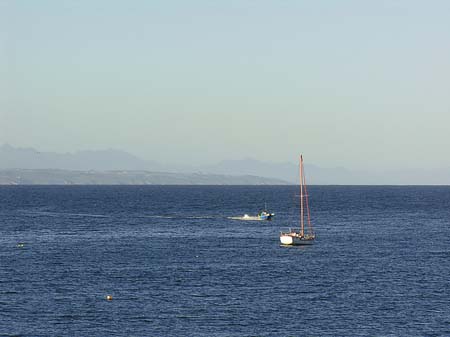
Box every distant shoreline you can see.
[2,169,450,186]
[0,168,290,186]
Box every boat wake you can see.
[19,211,110,218]
[228,215,266,221]
[143,215,219,220]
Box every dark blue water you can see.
[1,185,449,336]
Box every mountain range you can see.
[1,144,450,184]
[0,143,160,171]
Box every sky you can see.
[1,0,450,171]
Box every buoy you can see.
[106,295,113,301]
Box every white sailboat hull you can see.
[280,234,314,246]
[280,235,294,245]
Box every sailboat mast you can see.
[303,162,313,236]
[300,155,304,236]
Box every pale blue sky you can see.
[1,0,450,170]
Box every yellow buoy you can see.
[106,295,113,301]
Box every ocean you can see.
[1,185,449,336]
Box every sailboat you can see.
[280,155,315,245]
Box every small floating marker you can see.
[17,243,25,248]
[106,295,113,301]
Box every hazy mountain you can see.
[0,145,289,184]
[0,144,160,171]
[205,158,368,184]
[2,144,449,184]
[205,158,298,182]
[206,158,450,185]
